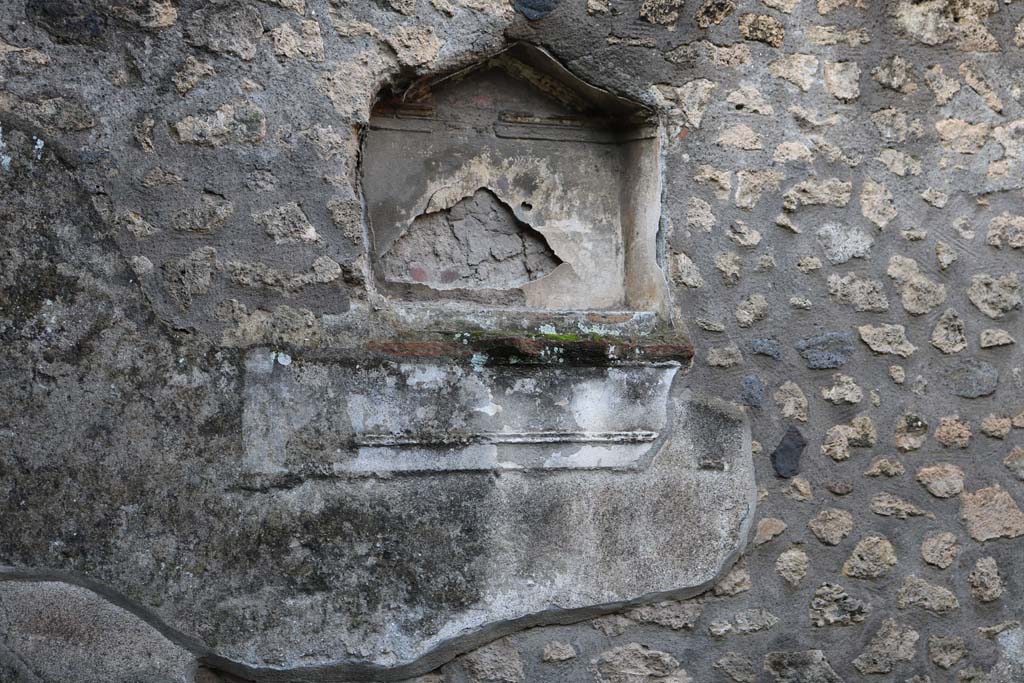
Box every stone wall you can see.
[1,0,1023,682]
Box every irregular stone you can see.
[695,0,737,28]
[852,619,919,674]
[786,476,813,502]
[785,179,852,211]
[1004,447,1024,480]
[594,643,691,682]
[946,359,998,398]
[542,641,576,662]
[921,532,960,569]
[185,2,263,60]
[639,0,685,25]
[968,557,1004,602]
[824,61,860,101]
[754,518,787,546]
[717,124,763,150]
[626,600,702,630]
[887,255,946,315]
[820,374,862,405]
[269,20,326,62]
[739,375,766,407]
[670,253,704,288]
[714,252,742,284]
[925,64,961,104]
[162,246,217,310]
[865,458,905,477]
[936,416,972,448]
[773,381,808,422]
[769,54,819,91]
[715,652,756,683]
[821,416,875,462]
[980,415,1012,439]
[173,55,215,95]
[827,273,888,312]
[916,464,964,498]
[926,189,950,210]
[0,580,195,683]
[858,323,916,357]
[173,101,267,147]
[808,508,853,545]
[931,309,967,354]
[751,338,782,360]
[987,213,1024,250]
[936,119,991,154]
[462,639,524,683]
[714,562,752,597]
[735,294,769,327]
[735,170,783,209]
[771,425,806,478]
[815,224,873,264]
[739,14,785,47]
[929,636,967,669]
[795,332,855,369]
[386,26,442,67]
[968,273,1022,319]
[860,179,896,228]
[726,86,774,115]
[174,193,234,234]
[897,576,959,613]
[708,343,743,368]
[871,492,931,519]
[764,650,844,683]
[843,536,897,579]
[872,55,917,92]
[827,480,853,496]
[960,486,1024,541]
[895,413,928,451]
[254,202,319,244]
[733,609,779,634]
[980,329,1015,348]
[809,583,868,627]
[889,365,906,384]
[775,547,809,586]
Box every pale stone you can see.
[870,492,931,519]
[714,562,752,596]
[173,55,215,95]
[717,124,763,150]
[754,518,788,546]
[936,240,957,269]
[784,179,852,211]
[173,101,267,147]
[773,141,813,163]
[816,224,872,264]
[626,600,702,630]
[1004,446,1024,480]
[929,635,967,670]
[865,458,905,478]
[774,381,808,422]
[853,619,918,674]
[595,643,692,683]
[728,221,762,247]
[889,365,905,384]
[269,20,325,62]
[968,273,1022,319]
[968,557,1004,602]
[708,344,743,368]
[671,253,705,288]
[769,54,819,91]
[542,641,577,662]
[878,149,922,176]
[726,86,774,115]
[986,213,1024,250]
[894,413,928,451]
[739,14,785,47]
[921,532,960,569]
[820,374,862,404]
[896,576,959,613]
[960,485,1024,541]
[254,203,319,244]
[387,26,442,67]
[935,119,991,154]
[960,62,1003,113]
[775,547,809,586]
[859,323,916,357]
[887,255,946,315]
[687,197,716,232]
[695,165,733,198]
[935,416,972,448]
[931,309,967,354]
[917,463,964,498]
[924,64,961,104]
[714,252,742,284]
[735,170,783,208]
[824,61,861,101]
[827,272,888,312]
[808,583,868,627]
[980,328,1015,348]
[808,508,853,545]
[872,55,917,93]
[843,536,897,579]
[980,414,1012,439]
[860,179,897,228]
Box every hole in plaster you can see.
[361,43,668,316]
[381,188,562,291]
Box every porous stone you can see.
[824,61,861,101]
[775,547,809,586]
[887,255,946,315]
[865,458,905,477]
[542,641,577,662]
[739,14,785,47]
[594,643,692,682]
[795,332,855,369]
[754,518,788,546]
[980,415,1012,439]
[858,323,916,357]
[695,0,737,28]
[895,413,928,451]
[929,636,967,669]
[809,583,868,627]
[764,650,844,682]
[916,463,965,498]
[462,639,524,682]
[185,2,263,60]
[931,309,967,354]
[774,381,808,421]
[808,508,853,545]
[769,54,820,91]
[735,294,769,327]
[1005,447,1024,480]
[936,416,972,448]
[960,486,1024,541]
[827,273,889,312]
[816,223,873,264]
[173,101,267,147]
[968,557,1004,602]
[708,343,744,368]
[871,492,931,519]
[968,273,1022,319]
[980,329,1015,348]
[896,576,959,613]
[626,600,703,630]
[921,532,961,569]
[852,619,919,674]
[820,374,862,405]
[843,536,897,579]
[715,652,756,683]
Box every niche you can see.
[362,43,668,315]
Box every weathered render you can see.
[1,0,1024,682]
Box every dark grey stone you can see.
[740,375,766,407]
[946,359,999,398]
[770,425,805,478]
[514,0,561,20]
[795,332,855,369]
[750,337,783,360]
